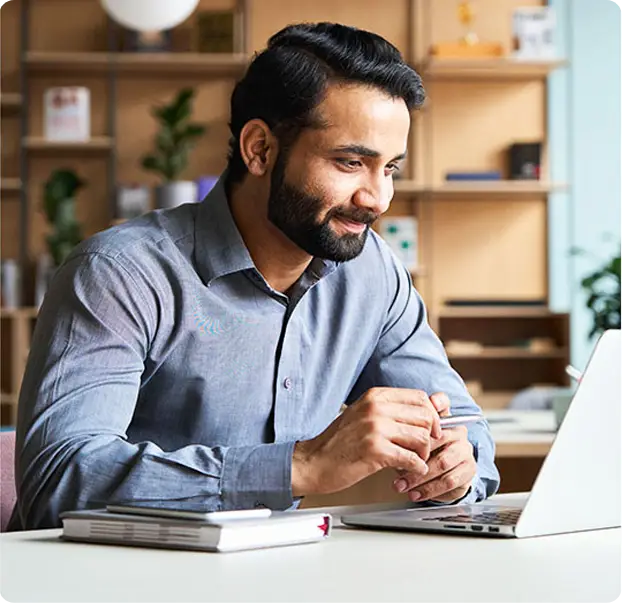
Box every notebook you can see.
[60,508,332,553]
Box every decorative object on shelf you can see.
[141,88,207,209]
[42,169,84,267]
[0,259,21,309]
[429,0,503,59]
[196,176,219,202]
[44,87,90,142]
[445,170,502,181]
[116,184,151,220]
[512,7,556,60]
[508,142,542,180]
[571,242,621,338]
[445,340,483,355]
[194,10,236,53]
[100,0,200,32]
[378,216,418,272]
[123,29,172,53]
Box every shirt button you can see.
[283,377,292,390]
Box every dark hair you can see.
[225,22,425,189]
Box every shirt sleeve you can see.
[14,252,295,529]
[346,253,500,503]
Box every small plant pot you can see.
[155,181,198,209]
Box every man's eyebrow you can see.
[330,145,408,162]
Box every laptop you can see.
[342,329,621,538]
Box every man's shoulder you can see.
[69,204,198,268]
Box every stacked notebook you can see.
[60,508,332,553]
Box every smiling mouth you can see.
[333,216,367,234]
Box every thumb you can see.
[430,392,451,417]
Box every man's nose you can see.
[352,177,393,215]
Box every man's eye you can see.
[336,159,363,169]
[386,164,400,174]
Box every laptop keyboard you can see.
[421,508,522,526]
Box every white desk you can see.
[1,494,619,602]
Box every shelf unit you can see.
[418,57,568,80]
[23,136,114,152]
[0,93,22,112]
[25,51,250,76]
[1,178,22,193]
[0,0,570,429]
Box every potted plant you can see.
[43,168,85,267]
[141,87,207,209]
[577,251,621,339]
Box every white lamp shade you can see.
[101,0,200,32]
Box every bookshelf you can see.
[1,0,569,456]
[26,51,250,76]
[0,93,22,111]
[1,179,22,193]
[418,57,568,80]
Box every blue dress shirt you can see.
[9,176,499,529]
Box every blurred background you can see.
[0,0,620,502]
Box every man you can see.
[9,22,499,530]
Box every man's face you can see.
[267,83,410,262]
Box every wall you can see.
[549,0,621,370]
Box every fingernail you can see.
[410,491,422,501]
[394,478,408,493]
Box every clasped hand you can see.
[291,388,477,503]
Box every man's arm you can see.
[14,252,295,529]
[346,258,500,504]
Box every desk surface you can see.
[488,410,556,457]
[1,494,619,603]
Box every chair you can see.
[0,430,17,531]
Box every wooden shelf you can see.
[448,347,568,359]
[430,181,566,198]
[0,393,17,406]
[1,93,22,111]
[25,137,113,152]
[1,179,22,193]
[26,51,250,76]
[0,307,39,319]
[394,181,566,198]
[418,58,568,80]
[439,306,554,318]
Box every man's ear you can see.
[239,119,278,177]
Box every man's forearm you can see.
[17,435,299,529]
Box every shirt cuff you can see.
[220,441,296,511]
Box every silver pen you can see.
[439,414,483,429]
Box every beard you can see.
[267,153,378,262]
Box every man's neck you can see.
[228,178,312,294]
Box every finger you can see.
[407,460,475,502]
[379,401,439,436]
[389,421,433,462]
[367,388,441,437]
[430,392,451,417]
[393,439,461,492]
[386,441,429,477]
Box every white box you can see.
[378,216,418,271]
[44,87,91,141]
[512,7,556,60]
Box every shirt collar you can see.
[194,173,340,287]
[194,175,255,286]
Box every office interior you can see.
[0,0,620,511]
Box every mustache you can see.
[327,207,379,226]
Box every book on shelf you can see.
[445,171,502,181]
[60,507,333,553]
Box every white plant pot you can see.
[155,181,198,209]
